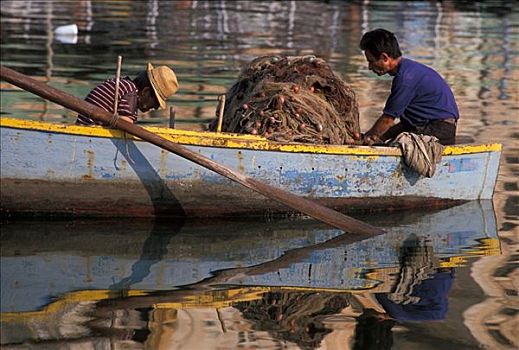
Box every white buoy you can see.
[54,24,78,44]
[54,24,78,35]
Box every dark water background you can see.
[1,1,518,349]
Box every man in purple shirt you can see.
[359,29,459,145]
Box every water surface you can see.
[1,1,518,349]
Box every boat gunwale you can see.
[0,117,502,156]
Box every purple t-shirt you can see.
[375,269,454,322]
[383,58,459,128]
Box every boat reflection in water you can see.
[1,200,500,349]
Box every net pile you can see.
[210,55,361,144]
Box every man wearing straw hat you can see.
[76,63,179,125]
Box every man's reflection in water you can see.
[234,234,455,350]
[374,267,454,322]
[353,267,454,350]
[374,234,454,322]
[376,235,454,321]
[351,234,455,350]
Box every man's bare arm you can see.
[363,114,395,145]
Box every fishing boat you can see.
[0,117,501,218]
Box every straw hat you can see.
[146,63,179,109]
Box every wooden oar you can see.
[0,65,384,236]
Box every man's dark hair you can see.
[360,28,402,59]
[133,71,151,90]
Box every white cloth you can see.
[390,132,444,178]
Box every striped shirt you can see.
[76,77,139,125]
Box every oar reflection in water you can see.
[99,228,379,310]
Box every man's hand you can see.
[362,114,395,145]
[363,134,381,146]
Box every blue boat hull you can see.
[0,120,501,217]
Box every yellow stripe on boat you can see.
[0,117,502,156]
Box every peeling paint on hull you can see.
[0,118,501,218]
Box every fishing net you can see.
[209,55,361,144]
